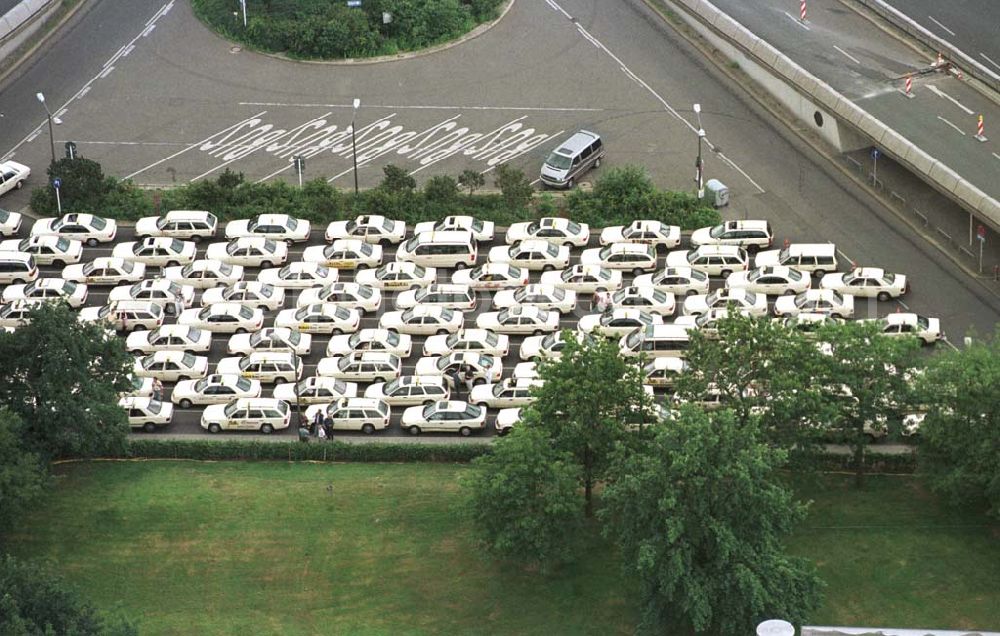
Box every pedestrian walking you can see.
[312,410,324,433]
[594,290,609,314]
[463,367,476,394]
[448,367,463,396]
[323,416,334,440]
[152,378,163,401]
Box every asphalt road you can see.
[879,0,1000,74]
[7,220,935,440]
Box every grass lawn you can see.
[3,462,998,635]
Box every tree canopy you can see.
[0,409,49,530]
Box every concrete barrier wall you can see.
[0,0,54,61]
[803,628,1000,636]
[0,0,49,40]
[663,0,1000,231]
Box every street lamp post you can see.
[350,98,361,195]
[36,92,57,167]
[693,103,706,199]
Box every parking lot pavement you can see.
[0,218,951,441]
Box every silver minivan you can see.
[540,130,604,189]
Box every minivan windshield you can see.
[545,152,572,171]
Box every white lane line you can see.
[936,115,966,136]
[71,140,195,146]
[925,84,975,115]
[896,298,910,310]
[123,111,268,180]
[98,66,115,79]
[927,15,956,36]
[943,338,959,352]
[784,11,811,30]
[324,115,459,183]
[237,102,604,112]
[477,129,565,177]
[992,152,1000,162]
[546,0,765,194]
[980,52,1000,72]
[544,0,573,20]
[833,45,862,65]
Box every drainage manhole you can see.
[230,46,242,54]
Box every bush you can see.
[29,157,149,218]
[124,438,491,463]
[493,164,533,211]
[423,175,459,205]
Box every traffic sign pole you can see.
[977,224,987,273]
[870,148,879,187]
[53,178,62,214]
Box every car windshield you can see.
[232,376,251,391]
[166,238,183,253]
[119,260,135,273]
[787,268,802,281]
[695,313,715,327]
[383,331,399,345]
[285,218,298,230]
[883,273,896,284]
[238,306,254,319]
[181,352,196,367]
[356,286,373,299]
[565,221,582,234]
[435,357,452,371]
[708,224,726,238]
[295,308,310,320]
[403,236,420,252]
[262,239,278,253]
[90,217,108,230]
[194,377,209,391]
[421,404,436,418]
[478,355,492,368]
[218,262,233,275]
[916,315,929,329]
[545,152,572,170]
[334,306,351,320]
[463,404,480,418]
[469,219,484,232]
[147,399,163,414]
[625,330,643,348]
[685,251,699,264]
[186,327,203,340]
[226,241,241,255]
[492,384,505,396]
[223,401,242,417]
[53,237,70,251]
[384,378,401,392]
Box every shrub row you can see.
[191,0,505,60]
[124,438,492,463]
[802,450,918,474]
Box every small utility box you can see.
[706,179,729,207]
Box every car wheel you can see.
[459,426,472,437]
[409,285,420,291]
[423,400,435,406]
[356,264,368,271]
[331,328,343,336]
[179,399,193,409]
[260,423,274,434]
[814,269,826,278]
[15,180,24,190]
[877,292,891,302]
[260,261,273,269]
[595,287,607,294]
[720,269,731,278]
[166,261,179,268]
[143,422,157,433]
[783,288,796,295]
[567,178,575,189]
[87,238,99,247]
[208,423,222,434]
[361,423,375,435]
[118,279,129,285]
[190,236,202,243]
[436,329,449,336]
[473,377,486,386]
[130,349,144,355]
[408,425,421,436]
[132,324,147,332]
[632,268,644,277]
[594,157,602,168]
[52,260,66,268]
[454,261,467,270]
[532,329,544,336]
[235,327,247,334]
[542,264,555,272]
[475,402,488,409]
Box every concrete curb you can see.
[207,0,516,67]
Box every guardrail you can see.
[0,0,54,61]
[663,0,1000,233]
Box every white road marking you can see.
[544,0,573,20]
[121,44,136,58]
[238,102,603,112]
[477,129,565,177]
[784,11,811,30]
[943,338,959,352]
[992,152,1000,162]
[68,140,194,146]
[980,52,1000,72]
[936,115,966,136]
[895,298,910,310]
[927,15,956,36]
[925,84,974,115]
[545,0,765,194]
[124,111,269,179]
[833,45,861,65]
[98,66,115,79]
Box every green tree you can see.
[465,427,582,570]
[601,408,823,634]
[29,157,112,216]
[916,328,1000,518]
[814,320,922,487]
[493,164,533,210]
[590,165,655,219]
[0,555,138,635]
[0,409,49,530]
[457,169,485,195]
[422,174,459,205]
[0,303,132,458]
[524,333,650,516]
[379,164,416,193]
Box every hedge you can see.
[124,438,492,463]
[800,450,917,474]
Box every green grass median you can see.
[3,462,997,634]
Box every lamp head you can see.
[353,98,361,110]
[36,92,45,104]
[693,103,701,113]
[53,117,63,125]
[697,129,705,138]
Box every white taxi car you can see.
[118,396,173,432]
[201,397,292,434]
[505,217,589,246]
[633,267,710,296]
[364,375,450,406]
[776,313,845,338]
[379,305,464,336]
[356,261,437,291]
[78,301,165,332]
[599,220,681,249]
[577,308,663,337]
[0,208,22,235]
[257,262,337,289]
[610,286,676,316]
[725,266,811,296]
[665,245,749,277]
[0,236,82,267]
[470,377,542,409]
[401,400,487,436]
[690,220,773,251]
[303,239,382,269]
[674,308,740,339]
[216,351,303,384]
[0,161,30,200]
[225,214,311,242]
[539,264,622,294]
[413,215,494,242]
[304,398,392,434]
[296,282,382,312]
[642,357,689,388]
[495,407,521,435]
[2,278,87,308]
[227,327,312,356]
[476,305,560,335]
[488,240,570,272]
[164,259,244,289]
[773,289,855,318]
[112,237,197,267]
[493,284,577,314]
[206,237,288,268]
[63,257,145,285]
[202,281,286,311]
[0,301,33,329]
[820,267,907,301]
[108,279,195,315]
[451,263,529,290]
[133,351,209,381]
[682,289,768,317]
[31,213,117,246]
[518,330,591,361]
[395,284,475,311]
[317,351,402,383]
[178,302,264,333]
[326,328,412,357]
[413,352,503,384]
[135,210,218,241]
[580,242,658,275]
[422,328,509,357]
[274,303,361,335]
[325,215,406,245]
[126,324,212,355]
[866,313,943,345]
[171,374,262,408]
[273,376,358,405]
